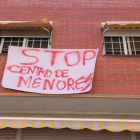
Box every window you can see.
[105,37,124,55]
[0,37,49,54]
[101,21,140,55]
[126,37,140,55]
[104,36,140,55]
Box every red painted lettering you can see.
[45,70,52,77]
[55,70,62,77]
[64,51,80,66]
[20,66,29,74]
[62,69,69,77]
[83,50,96,65]
[81,73,93,91]
[44,51,64,66]
[32,67,52,77]
[37,67,45,77]
[32,78,42,88]
[21,49,40,65]
[28,66,39,75]
[55,69,69,77]
[17,76,32,88]
[75,76,85,89]
[56,80,66,90]
[67,78,75,90]
[43,79,55,90]
[6,65,20,73]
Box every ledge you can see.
[0,96,140,116]
[0,92,140,99]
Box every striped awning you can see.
[0,114,140,132]
[103,21,140,30]
[0,18,52,30]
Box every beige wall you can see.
[0,96,139,116]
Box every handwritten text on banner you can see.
[2,46,99,94]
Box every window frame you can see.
[104,34,140,55]
[0,36,51,54]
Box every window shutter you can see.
[21,128,131,140]
[0,128,17,140]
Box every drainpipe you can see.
[101,24,111,55]
[43,26,51,45]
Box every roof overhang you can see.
[0,18,52,30]
[101,21,140,30]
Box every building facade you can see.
[0,0,140,139]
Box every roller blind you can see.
[21,128,131,140]
[0,128,17,140]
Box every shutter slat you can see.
[21,128,131,140]
[0,128,17,140]
[136,132,140,140]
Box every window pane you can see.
[130,39,135,54]
[113,43,121,54]
[129,37,133,41]
[12,38,19,41]
[27,41,33,48]
[19,38,23,41]
[105,51,113,54]
[19,42,23,47]
[113,43,120,50]
[104,36,140,55]
[3,42,10,46]
[28,38,33,41]
[136,51,140,54]
[26,38,48,49]
[34,38,41,41]
[41,42,48,48]
[112,37,119,42]
[1,37,49,53]
[5,38,11,41]
[130,42,134,51]
[34,41,40,48]
[132,51,135,54]
[134,37,140,42]
[121,43,124,51]
[135,42,140,50]
[104,37,111,42]
[105,36,124,55]
[120,37,123,42]
[11,42,18,46]
[42,38,48,41]
[114,51,121,54]
[126,37,133,41]
[2,42,10,53]
[135,42,140,54]
[105,43,112,54]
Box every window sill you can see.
[103,54,140,57]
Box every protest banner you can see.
[2,46,99,94]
